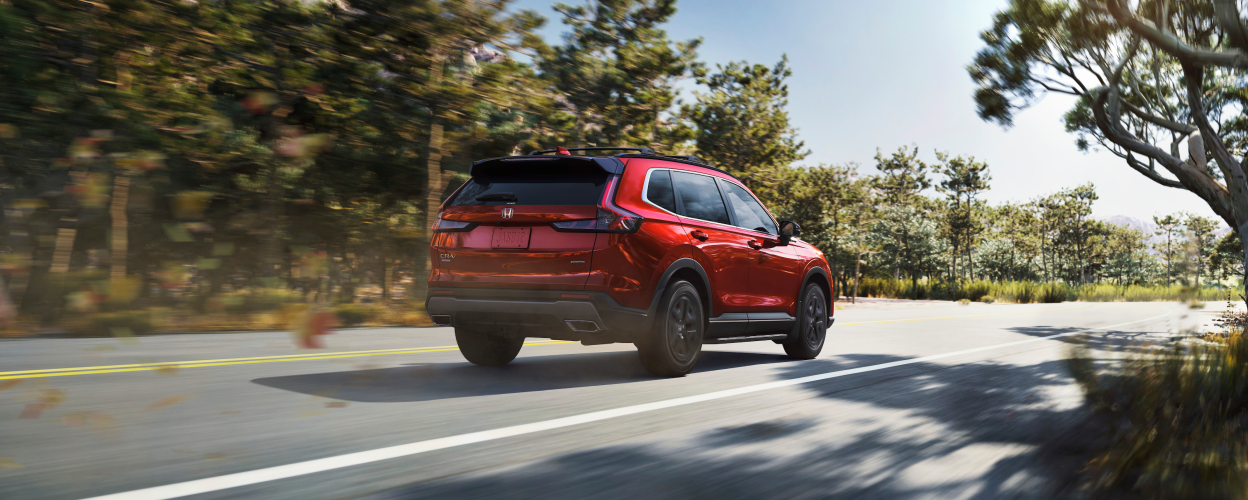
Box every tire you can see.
[637,280,704,377]
[784,284,828,360]
[455,328,524,366]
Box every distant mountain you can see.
[1100,214,1232,241]
[1102,215,1156,236]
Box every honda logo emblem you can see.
[502,208,514,219]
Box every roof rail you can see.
[528,146,657,156]
[660,155,707,164]
[529,145,658,154]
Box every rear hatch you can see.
[430,156,623,290]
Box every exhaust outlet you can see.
[430,315,452,326]
[564,320,600,332]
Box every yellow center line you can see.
[3,303,1102,381]
[0,341,576,380]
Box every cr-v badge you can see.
[502,208,513,219]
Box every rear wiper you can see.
[475,192,517,202]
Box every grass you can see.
[854,277,1234,304]
[1068,328,1248,498]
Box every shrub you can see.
[220,288,303,315]
[65,310,155,337]
[1039,282,1069,303]
[333,303,381,327]
[981,296,995,304]
[1070,335,1248,498]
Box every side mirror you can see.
[778,221,800,246]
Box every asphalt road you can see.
[0,301,1203,500]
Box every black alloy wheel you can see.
[638,280,704,376]
[784,284,827,359]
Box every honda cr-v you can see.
[426,147,833,376]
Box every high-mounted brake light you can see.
[550,176,642,233]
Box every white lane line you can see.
[82,311,1171,500]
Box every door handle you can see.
[748,240,762,249]
[691,230,709,241]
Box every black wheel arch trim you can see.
[789,266,833,341]
[647,257,713,320]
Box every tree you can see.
[1154,214,1183,285]
[1184,213,1220,287]
[1211,231,1245,284]
[969,0,1248,312]
[874,145,931,204]
[683,56,808,201]
[934,152,991,280]
[542,0,702,151]
[871,206,948,299]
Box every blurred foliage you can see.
[855,277,1228,304]
[1070,332,1248,498]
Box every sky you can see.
[509,0,1223,224]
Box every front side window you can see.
[645,169,678,213]
[721,180,778,234]
[670,171,731,225]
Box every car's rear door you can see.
[668,170,752,322]
[430,159,608,290]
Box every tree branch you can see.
[1181,63,1248,202]
[1089,86,1238,228]
[1125,151,1184,188]
[1213,0,1248,53]
[1092,0,1248,68]
[1121,100,1196,133]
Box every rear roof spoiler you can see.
[470,155,626,175]
[469,146,743,183]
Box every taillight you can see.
[432,210,476,232]
[550,175,642,233]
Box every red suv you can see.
[426,147,833,376]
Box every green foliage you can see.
[217,288,303,316]
[871,206,948,298]
[66,310,154,337]
[852,277,1227,303]
[332,303,379,327]
[683,55,807,199]
[1070,335,1248,498]
[542,0,702,150]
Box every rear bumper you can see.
[425,288,650,341]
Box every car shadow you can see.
[252,349,791,403]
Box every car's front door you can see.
[718,179,805,333]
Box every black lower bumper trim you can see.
[425,288,649,340]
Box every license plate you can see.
[491,227,531,249]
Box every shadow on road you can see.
[363,345,1139,499]
[252,350,790,403]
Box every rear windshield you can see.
[447,172,609,206]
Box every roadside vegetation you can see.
[1068,306,1248,498]
[856,277,1231,304]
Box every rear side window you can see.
[645,169,678,213]
[671,171,730,225]
[447,172,608,206]
[720,180,778,234]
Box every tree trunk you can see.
[110,176,129,279]
[853,248,862,304]
[259,162,284,280]
[1239,224,1248,334]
